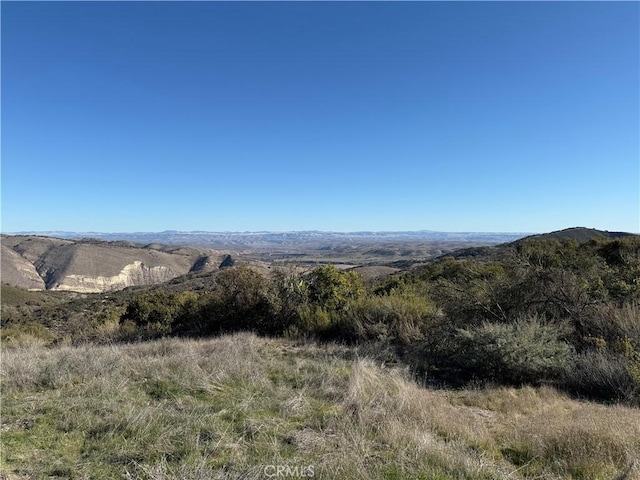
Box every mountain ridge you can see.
[4,229,533,248]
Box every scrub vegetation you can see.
[2,235,640,478]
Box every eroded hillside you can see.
[1,235,234,293]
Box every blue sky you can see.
[2,1,638,233]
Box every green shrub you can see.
[0,321,55,347]
[291,305,334,338]
[423,259,517,326]
[454,316,574,385]
[121,291,198,339]
[306,265,364,311]
[169,291,214,337]
[286,266,367,340]
[173,267,280,337]
[270,269,308,331]
[208,266,278,334]
[341,292,439,345]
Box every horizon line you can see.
[7,226,631,236]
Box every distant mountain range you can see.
[6,230,532,248]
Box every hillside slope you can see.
[1,245,46,290]
[1,235,233,293]
[2,334,639,479]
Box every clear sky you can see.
[2,1,638,233]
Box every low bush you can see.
[0,321,55,348]
[577,302,640,354]
[121,291,198,340]
[453,316,574,385]
[341,292,439,345]
[562,350,640,405]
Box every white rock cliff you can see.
[53,261,177,293]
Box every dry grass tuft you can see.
[2,334,639,479]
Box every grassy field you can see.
[2,333,639,480]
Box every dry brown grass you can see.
[2,334,639,479]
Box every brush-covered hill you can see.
[438,227,639,260]
[1,235,235,293]
[517,226,636,243]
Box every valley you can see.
[1,230,523,293]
